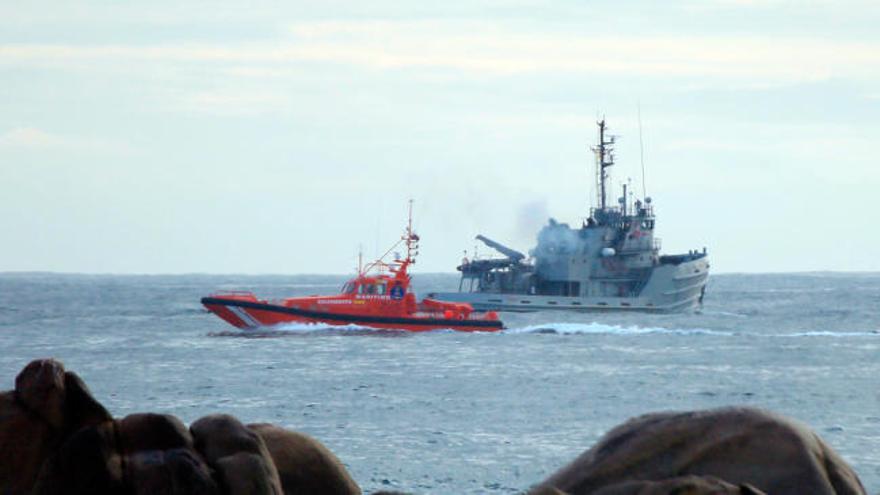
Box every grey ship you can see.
[428,119,709,312]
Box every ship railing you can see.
[209,290,257,298]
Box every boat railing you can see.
[419,311,496,321]
[211,290,256,296]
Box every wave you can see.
[504,322,734,337]
[695,310,749,318]
[504,323,880,338]
[272,321,366,332]
[774,330,880,338]
[207,322,414,338]
[208,321,880,339]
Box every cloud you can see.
[185,89,293,115]
[2,20,879,84]
[689,0,879,10]
[0,127,130,155]
[0,127,63,147]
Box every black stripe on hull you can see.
[201,297,504,330]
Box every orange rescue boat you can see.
[202,202,503,332]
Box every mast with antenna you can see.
[591,118,616,210]
[404,198,418,264]
[638,103,647,199]
[357,199,420,276]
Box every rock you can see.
[0,390,57,494]
[249,422,361,495]
[31,420,123,495]
[2,360,870,495]
[13,358,67,430]
[0,358,111,494]
[119,413,194,453]
[126,447,218,495]
[191,414,283,495]
[529,407,866,495]
[119,413,219,495]
[591,475,766,494]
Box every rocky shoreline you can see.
[0,358,868,494]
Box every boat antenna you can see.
[638,102,647,199]
[357,244,363,275]
[405,198,418,264]
[591,117,615,210]
[360,200,419,275]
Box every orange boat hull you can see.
[201,296,503,333]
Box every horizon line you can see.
[2,269,879,277]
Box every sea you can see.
[1,272,879,494]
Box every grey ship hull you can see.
[428,255,709,313]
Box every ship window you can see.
[357,284,366,294]
[342,282,355,294]
[571,302,582,306]
[548,301,557,305]
[376,283,386,295]
[597,302,608,306]
[364,284,377,295]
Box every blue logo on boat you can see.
[390,284,405,300]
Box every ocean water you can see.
[1,272,879,494]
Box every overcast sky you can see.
[1,0,878,274]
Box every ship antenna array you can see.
[638,102,647,199]
[404,198,419,265]
[591,118,616,210]
[359,200,419,275]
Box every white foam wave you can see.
[504,323,880,338]
[265,322,371,332]
[774,330,880,338]
[247,322,880,338]
[697,310,749,318]
[505,322,734,337]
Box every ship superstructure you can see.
[428,119,709,312]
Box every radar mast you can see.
[591,119,616,211]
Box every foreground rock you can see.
[529,407,866,495]
[249,422,361,495]
[1,358,870,494]
[0,359,112,493]
[0,358,361,495]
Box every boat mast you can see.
[592,119,615,210]
[404,199,418,265]
[638,103,647,200]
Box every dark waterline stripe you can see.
[201,297,503,329]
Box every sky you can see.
[1,0,879,274]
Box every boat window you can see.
[364,284,377,295]
[375,283,386,295]
[342,282,355,294]
[357,284,366,294]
